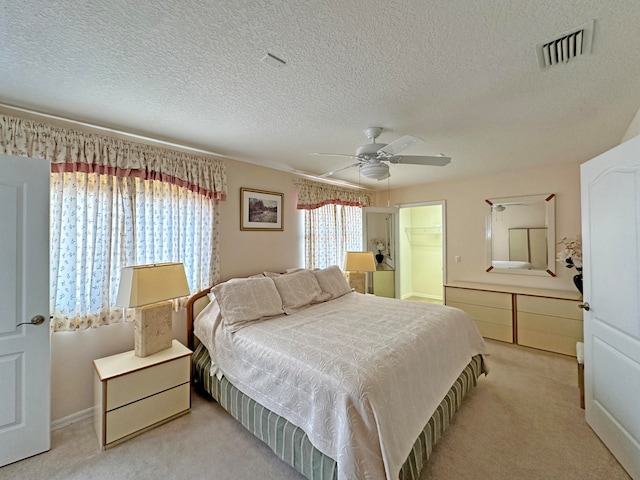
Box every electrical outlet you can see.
[455,256,461,263]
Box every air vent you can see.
[536,20,595,69]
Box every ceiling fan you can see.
[311,127,451,180]
[491,202,531,212]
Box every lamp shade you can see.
[344,251,376,272]
[116,263,190,308]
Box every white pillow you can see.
[212,277,284,331]
[272,269,331,314]
[193,298,222,358]
[313,265,352,300]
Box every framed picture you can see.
[240,188,284,231]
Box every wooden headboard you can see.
[185,286,213,350]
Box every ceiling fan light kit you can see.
[312,127,451,180]
[360,162,390,180]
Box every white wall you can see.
[398,208,412,298]
[217,160,304,279]
[378,162,582,292]
[622,103,640,142]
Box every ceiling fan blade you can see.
[310,152,359,159]
[377,135,423,156]
[388,155,451,166]
[320,162,362,178]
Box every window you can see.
[304,204,362,270]
[50,172,217,331]
[1,114,226,332]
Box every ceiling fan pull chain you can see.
[387,176,391,207]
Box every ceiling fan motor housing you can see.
[356,143,387,157]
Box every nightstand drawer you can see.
[105,382,190,445]
[106,356,190,410]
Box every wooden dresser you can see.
[445,282,583,356]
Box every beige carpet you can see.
[0,340,630,480]
[404,296,443,305]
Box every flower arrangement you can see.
[556,236,582,271]
[370,238,387,253]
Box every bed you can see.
[186,266,488,480]
[491,260,534,269]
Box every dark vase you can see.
[375,252,384,264]
[573,273,583,294]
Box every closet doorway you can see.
[398,202,446,304]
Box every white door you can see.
[581,135,640,479]
[363,207,399,295]
[0,154,50,466]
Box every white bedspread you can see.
[201,292,487,480]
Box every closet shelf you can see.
[404,226,442,235]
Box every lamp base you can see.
[134,301,173,357]
[346,271,366,294]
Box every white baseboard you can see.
[51,406,94,431]
[401,292,443,301]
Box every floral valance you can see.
[295,178,373,209]
[0,115,227,200]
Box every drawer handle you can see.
[578,302,590,311]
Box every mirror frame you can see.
[485,194,556,276]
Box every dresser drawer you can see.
[447,301,513,342]
[516,295,582,320]
[518,313,583,356]
[474,322,513,343]
[446,287,512,309]
[518,312,582,337]
[517,295,583,356]
[105,382,190,445]
[447,301,512,326]
[106,356,190,410]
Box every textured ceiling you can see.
[2,0,640,190]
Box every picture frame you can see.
[240,188,284,231]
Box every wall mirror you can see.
[485,194,555,276]
[364,209,396,270]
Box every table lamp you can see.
[116,263,190,357]
[344,251,376,294]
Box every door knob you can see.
[578,302,590,311]
[16,315,46,327]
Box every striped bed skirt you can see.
[192,343,483,480]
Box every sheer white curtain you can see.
[296,178,370,270]
[0,114,226,332]
[50,172,218,331]
[304,204,363,270]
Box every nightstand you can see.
[93,339,192,449]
